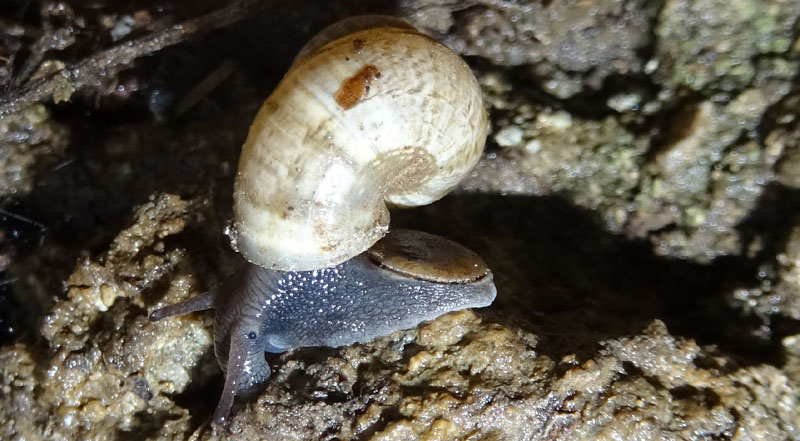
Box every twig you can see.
[0,0,260,117]
[173,59,238,117]
[0,207,46,230]
[0,279,18,287]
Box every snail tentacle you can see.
[149,290,216,321]
[213,325,250,425]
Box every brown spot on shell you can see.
[352,38,365,52]
[368,229,490,283]
[334,64,381,110]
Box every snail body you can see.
[151,16,494,425]
[151,229,496,424]
[230,16,488,271]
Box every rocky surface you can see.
[401,0,658,97]
[1,0,800,440]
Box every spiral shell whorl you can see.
[231,22,487,271]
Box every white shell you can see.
[230,18,488,271]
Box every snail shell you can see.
[229,17,488,271]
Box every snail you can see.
[150,16,495,424]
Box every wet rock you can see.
[770,94,800,189]
[776,146,800,189]
[769,225,800,320]
[0,194,209,440]
[461,95,646,232]
[402,0,657,95]
[0,104,68,197]
[182,319,798,440]
[631,90,776,261]
[467,68,788,263]
[732,223,800,330]
[656,0,800,93]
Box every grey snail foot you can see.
[150,229,496,424]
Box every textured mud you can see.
[1,0,800,440]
